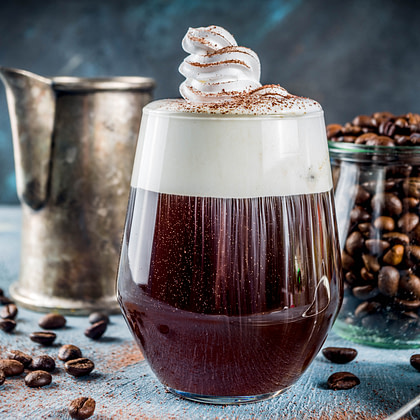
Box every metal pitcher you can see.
[0,67,155,314]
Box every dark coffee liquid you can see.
[118,188,342,397]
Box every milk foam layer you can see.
[131,100,332,198]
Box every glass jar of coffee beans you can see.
[328,111,420,348]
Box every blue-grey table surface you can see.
[0,206,419,420]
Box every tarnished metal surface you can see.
[0,69,154,313]
[0,207,420,419]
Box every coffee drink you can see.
[117,25,342,403]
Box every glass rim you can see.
[142,99,325,120]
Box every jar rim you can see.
[328,141,420,163]
[328,141,420,154]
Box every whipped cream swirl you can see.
[179,26,262,102]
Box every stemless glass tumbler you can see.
[117,100,343,404]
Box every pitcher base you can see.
[9,282,121,315]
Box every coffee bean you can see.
[0,303,18,320]
[29,355,56,372]
[358,222,373,237]
[399,273,420,299]
[84,320,107,340]
[68,397,96,420]
[64,358,94,377]
[403,178,420,198]
[0,359,24,376]
[327,372,360,390]
[345,231,364,256]
[25,370,52,388]
[406,245,420,263]
[327,124,343,138]
[353,115,375,128]
[366,135,395,146]
[371,193,402,216]
[0,319,16,332]
[355,132,378,144]
[410,354,420,372]
[88,312,109,325]
[6,350,32,367]
[395,298,420,311]
[350,206,370,223]
[398,213,419,232]
[352,285,379,300]
[354,301,381,318]
[322,347,358,364]
[38,313,66,329]
[378,266,400,297]
[0,370,5,385]
[362,254,380,273]
[403,197,419,209]
[365,239,390,256]
[355,186,370,204]
[382,232,409,246]
[29,331,57,346]
[382,244,404,266]
[360,267,375,283]
[373,216,395,231]
[58,344,82,362]
[345,271,357,285]
[341,251,355,271]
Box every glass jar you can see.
[330,142,420,348]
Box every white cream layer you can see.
[131,100,332,198]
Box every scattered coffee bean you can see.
[64,358,94,377]
[29,331,57,346]
[0,319,16,332]
[25,370,52,388]
[88,312,109,325]
[410,354,420,372]
[58,344,82,362]
[6,350,32,367]
[38,313,66,329]
[0,303,18,320]
[327,372,360,390]
[84,320,107,340]
[0,359,24,376]
[29,355,56,372]
[0,370,5,385]
[68,396,96,420]
[322,347,358,364]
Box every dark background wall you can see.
[1,0,419,203]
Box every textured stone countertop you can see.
[0,206,419,419]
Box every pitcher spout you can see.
[0,67,55,209]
